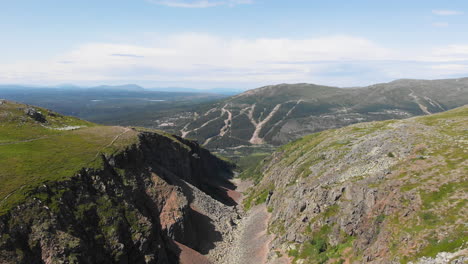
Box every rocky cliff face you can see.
[0,131,238,264]
[244,106,467,263]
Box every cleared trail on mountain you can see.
[181,109,224,139]
[409,90,431,115]
[249,104,282,144]
[264,99,303,138]
[219,105,232,137]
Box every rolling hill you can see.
[160,78,468,156]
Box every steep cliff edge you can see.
[0,100,238,263]
[244,106,467,263]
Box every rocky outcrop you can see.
[244,106,467,263]
[0,131,237,263]
[24,107,47,123]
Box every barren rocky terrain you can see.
[243,105,467,263]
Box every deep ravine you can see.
[212,177,289,264]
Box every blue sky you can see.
[1,0,467,90]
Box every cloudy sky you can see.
[1,0,467,90]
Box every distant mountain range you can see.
[0,84,242,95]
[0,84,228,125]
[156,78,468,154]
[2,78,467,156]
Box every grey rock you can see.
[24,107,46,123]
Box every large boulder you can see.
[24,107,47,123]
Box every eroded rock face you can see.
[0,132,236,264]
[246,107,467,263]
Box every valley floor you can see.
[220,204,272,264]
[212,178,290,264]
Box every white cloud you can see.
[148,0,252,8]
[432,22,449,27]
[432,9,463,16]
[1,34,468,88]
[430,63,468,75]
[427,44,468,62]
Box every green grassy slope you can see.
[0,100,140,215]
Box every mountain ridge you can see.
[0,100,239,263]
[155,78,468,156]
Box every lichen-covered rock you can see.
[244,106,467,263]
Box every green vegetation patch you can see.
[289,225,355,264]
[420,181,466,209]
[0,102,140,215]
[400,227,467,263]
[237,152,270,172]
[243,184,274,210]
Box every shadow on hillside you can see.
[206,176,239,206]
[188,208,223,254]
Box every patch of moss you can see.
[375,214,386,224]
[420,182,463,209]
[401,183,419,192]
[268,219,286,235]
[401,228,467,263]
[323,204,340,219]
[236,152,270,171]
[275,250,283,258]
[289,225,355,264]
[244,186,273,210]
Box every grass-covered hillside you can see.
[244,105,467,263]
[0,100,237,264]
[0,100,140,215]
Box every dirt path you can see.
[0,137,49,146]
[94,127,131,159]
